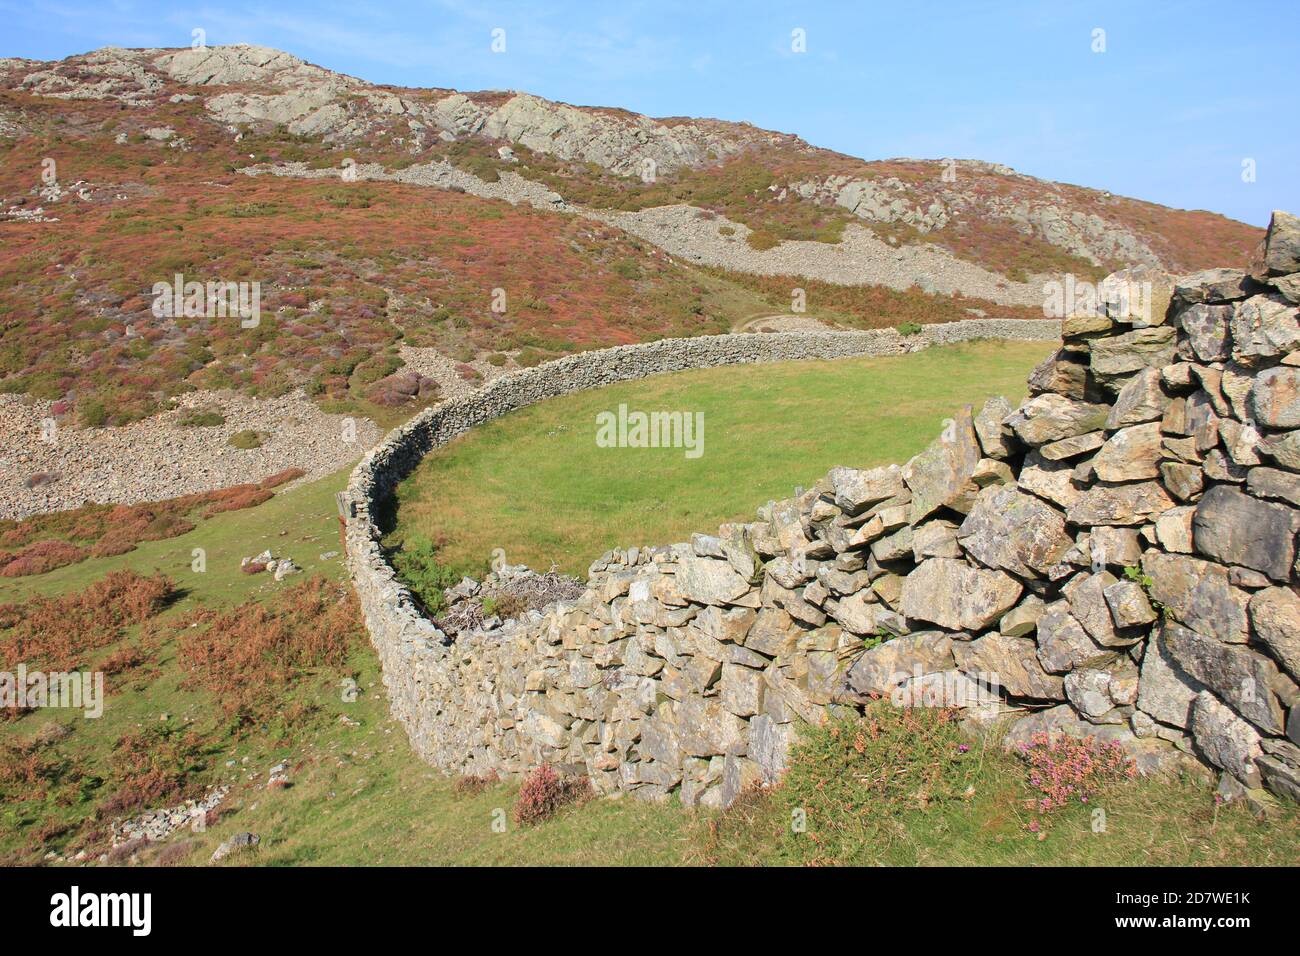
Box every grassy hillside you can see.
[1,347,1294,868]
[1,447,1295,867]
[387,340,1056,576]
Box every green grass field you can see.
[2,341,1296,868]
[388,339,1057,576]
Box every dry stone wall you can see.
[344,218,1300,809]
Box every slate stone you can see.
[1192,484,1299,581]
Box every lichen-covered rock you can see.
[1005,393,1110,446]
[1136,629,1205,729]
[1160,461,1204,501]
[1064,668,1123,721]
[1264,210,1300,276]
[1230,293,1300,359]
[1035,601,1102,674]
[1090,326,1178,390]
[1258,427,1300,471]
[748,715,796,784]
[676,554,754,605]
[1028,352,1089,399]
[957,485,1071,579]
[1177,303,1234,362]
[1173,268,1257,306]
[744,607,802,656]
[953,632,1064,700]
[1142,551,1250,644]
[1087,526,1142,568]
[1154,505,1196,553]
[1064,571,1138,648]
[827,464,905,515]
[972,395,1014,458]
[1246,466,1300,507]
[1249,587,1300,680]
[1250,365,1300,429]
[911,519,962,560]
[1192,484,1299,581]
[826,590,877,635]
[1066,480,1175,526]
[846,630,955,697]
[719,663,765,717]
[902,406,981,521]
[1103,579,1157,628]
[1190,691,1262,787]
[1163,623,1285,735]
[999,595,1045,638]
[1092,422,1163,481]
[899,558,1022,631]
[1040,430,1106,461]
[1107,367,1169,428]
[1013,450,1080,509]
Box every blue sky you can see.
[4,0,1296,226]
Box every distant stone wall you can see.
[345,219,1300,811]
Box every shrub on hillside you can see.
[177,408,225,427]
[0,484,280,568]
[0,539,87,577]
[227,429,264,449]
[0,570,173,671]
[745,230,779,251]
[366,371,438,407]
[391,536,462,614]
[259,467,307,490]
[99,725,206,818]
[453,771,500,796]
[78,399,107,428]
[176,576,361,726]
[513,764,589,826]
[203,486,273,516]
[0,735,69,803]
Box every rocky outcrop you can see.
[2,45,1260,298]
[797,167,1165,269]
[345,213,1300,808]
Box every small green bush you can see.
[896,321,924,336]
[391,536,462,613]
[79,399,107,428]
[227,430,264,450]
[178,408,225,427]
[612,259,642,280]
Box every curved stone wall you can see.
[341,320,1063,797]
[346,225,1300,811]
[344,265,1300,808]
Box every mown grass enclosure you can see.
[387,340,1056,577]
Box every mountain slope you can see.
[0,43,1261,439]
